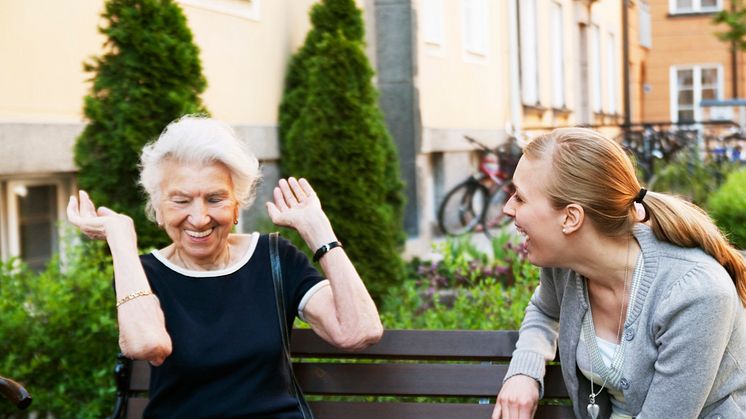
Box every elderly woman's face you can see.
[157,159,238,264]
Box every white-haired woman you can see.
[67,115,383,418]
[492,127,746,419]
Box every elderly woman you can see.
[67,115,382,418]
[493,128,746,419]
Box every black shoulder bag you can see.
[269,232,315,419]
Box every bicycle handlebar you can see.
[0,376,32,410]
[463,135,493,153]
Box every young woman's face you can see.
[157,159,238,265]
[503,156,567,267]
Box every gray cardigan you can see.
[505,225,746,418]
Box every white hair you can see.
[139,115,262,222]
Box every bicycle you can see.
[437,135,521,238]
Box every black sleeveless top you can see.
[138,233,324,418]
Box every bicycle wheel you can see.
[482,180,515,238]
[437,179,489,236]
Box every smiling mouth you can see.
[515,225,529,242]
[185,228,213,238]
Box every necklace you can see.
[586,236,631,419]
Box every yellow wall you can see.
[415,0,509,132]
[0,0,320,124]
[0,0,105,122]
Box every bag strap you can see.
[269,232,314,419]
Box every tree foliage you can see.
[278,0,406,299]
[714,1,746,50]
[74,0,207,249]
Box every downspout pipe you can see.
[731,0,738,99]
[623,0,631,131]
[508,0,522,136]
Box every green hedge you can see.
[707,167,746,249]
[0,239,117,418]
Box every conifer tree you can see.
[74,0,207,249]
[279,0,406,299]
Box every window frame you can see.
[591,23,602,113]
[5,178,66,268]
[606,31,618,114]
[177,0,261,21]
[669,64,724,122]
[668,0,722,14]
[519,0,539,105]
[550,1,565,109]
[422,0,445,46]
[462,0,489,57]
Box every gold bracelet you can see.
[116,290,153,308]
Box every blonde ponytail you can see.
[643,192,746,306]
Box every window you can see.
[177,0,261,21]
[519,0,539,105]
[670,65,722,122]
[639,1,652,48]
[669,0,722,14]
[606,32,617,114]
[462,0,488,55]
[422,0,445,45]
[591,24,602,113]
[5,181,63,272]
[550,1,565,108]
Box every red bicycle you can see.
[437,135,521,237]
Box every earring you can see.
[562,227,567,234]
[233,218,239,225]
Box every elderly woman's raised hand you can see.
[266,178,336,247]
[67,190,136,244]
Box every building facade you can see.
[641,0,745,124]
[7,0,704,267]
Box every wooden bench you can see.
[0,375,32,410]
[110,329,573,419]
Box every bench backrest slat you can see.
[291,329,519,361]
[295,363,568,398]
[114,329,572,419]
[308,402,576,419]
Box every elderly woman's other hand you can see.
[67,190,136,245]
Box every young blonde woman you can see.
[492,127,746,419]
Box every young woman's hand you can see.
[492,375,540,419]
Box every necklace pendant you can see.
[587,402,600,419]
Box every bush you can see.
[0,239,118,418]
[74,0,207,250]
[278,0,406,300]
[651,151,738,206]
[381,233,539,330]
[707,167,746,249]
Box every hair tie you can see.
[634,188,647,203]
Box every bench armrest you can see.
[0,375,32,410]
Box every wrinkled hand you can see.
[266,178,327,234]
[492,375,540,419]
[67,190,136,243]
